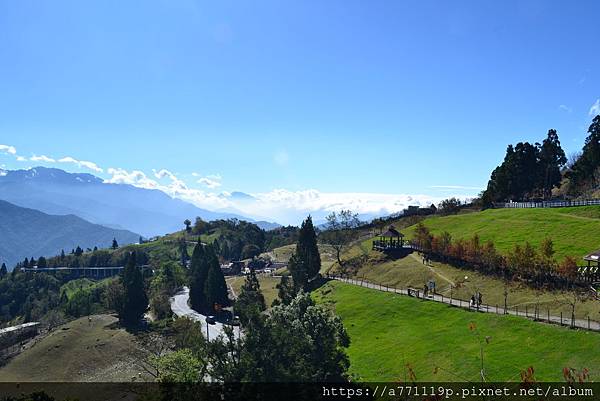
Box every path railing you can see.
[327,274,600,333]
[494,199,600,209]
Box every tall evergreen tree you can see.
[569,115,600,193]
[0,263,7,278]
[537,129,567,199]
[121,252,148,325]
[234,268,266,324]
[288,253,308,292]
[179,239,190,268]
[111,238,119,249]
[204,246,229,312]
[295,216,321,282]
[273,274,296,306]
[189,240,210,312]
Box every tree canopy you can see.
[482,129,566,204]
[121,251,148,325]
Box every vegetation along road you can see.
[170,286,240,340]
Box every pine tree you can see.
[292,216,321,290]
[37,256,47,268]
[235,268,266,323]
[273,274,296,306]
[189,240,209,312]
[204,246,229,313]
[112,238,119,249]
[60,249,66,260]
[537,129,566,199]
[121,252,148,325]
[569,115,600,193]
[288,253,308,292]
[179,239,190,268]
[0,263,7,278]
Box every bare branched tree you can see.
[321,210,361,268]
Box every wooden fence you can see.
[328,274,600,332]
[495,199,600,209]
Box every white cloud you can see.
[16,156,27,162]
[219,189,463,225]
[106,167,229,210]
[58,156,103,172]
[105,167,160,188]
[589,99,600,117]
[558,104,572,113]
[197,177,221,188]
[430,185,483,190]
[30,154,56,163]
[0,144,17,155]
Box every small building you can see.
[221,261,245,276]
[580,250,600,282]
[0,322,40,354]
[372,225,405,251]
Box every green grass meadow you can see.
[313,281,600,382]
[401,206,600,261]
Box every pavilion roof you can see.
[583,250,600,262]
[380,225,404,238]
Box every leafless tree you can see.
[321,210,361,267]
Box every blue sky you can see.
[1,0,599,223]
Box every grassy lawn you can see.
[227,274,281,307]
[401,206,600,261]
[344,251,600,320]
[313,281,600,382]
[0,314,151,382]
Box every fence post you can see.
[588,316,591,330]
[516,306,518,316]
[496,304,498,314]
[560,312,563,326]
[547,309,550,323]
[525,305,528,317]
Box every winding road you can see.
[170,287,240,341]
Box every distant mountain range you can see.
[0,199,140,270]
[0,167,280,237]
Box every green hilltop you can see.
[400,206,600,261]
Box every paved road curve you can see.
[170,287,240,341]
[329,276,600,332]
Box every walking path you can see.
[329,275,600,332]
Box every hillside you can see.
[401,206,600,260]
[0,200,139,269]
[314,281,600,382]
[0,167,258,237]
[0,314,152,383]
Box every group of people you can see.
[470,292,483,308]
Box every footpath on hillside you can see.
[328,275,600,332]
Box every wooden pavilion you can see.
[580,250,600,283]
[372,225,405,251]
